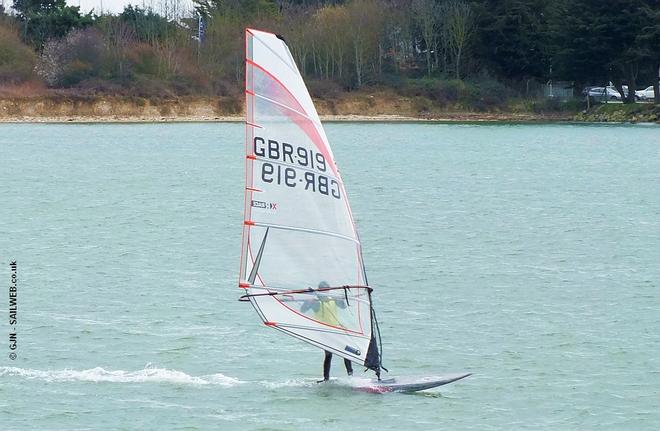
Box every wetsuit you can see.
[324,350,353,381]
[300,283,353,381]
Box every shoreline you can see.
[0,113,575,124]
[0,93,575,124]
[1,94,657,124]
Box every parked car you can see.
[585,86,623,101]
[583,85,636,102]
[635,86,656,101]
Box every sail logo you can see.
[252,200,277,210]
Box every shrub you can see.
[0,24,37,84]
[430,79,465,104]
[126,43,160,77]
[37,28,106,87]
[528,98,585,113]
[461,74,512,110]
[306,79,344,99]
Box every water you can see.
[1,122,659,430]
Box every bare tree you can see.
[412,0,437,77]
[100,18,135,79]
[346,0,385,88]
[440,0,473,79]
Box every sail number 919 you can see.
[254,136,340,199]
[261,163,341,199]
[254,137,327,172]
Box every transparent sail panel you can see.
[241,28,372,365]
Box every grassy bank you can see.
[574,103,660,123]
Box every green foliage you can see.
[12,0,66,17]
[119,5,176,43]
[398,75,512,110]
[126,43,160,76]
[13,0,94,49]
[0,23,38,83]
[195,0,279,20]
[525,97,585,113]
[463,74,512,109]
[471,0,552,81]
[552,0,657,103]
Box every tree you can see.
[0,23,38,83]
[36,27,106,86]
[412,0,438,77]
[97,15,135,79]
[635,3,660,105]
[12,0,93,48]
[552,0,655,103]
[346,0,385,88]
[119,5,176,44]
[472,0,552,84]
[441,0,473,79]
[194,0,279,20]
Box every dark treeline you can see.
[0,0,658,107]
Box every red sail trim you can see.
[272,293,366,336]
[238,29,252,288]
[246,27,276,37]
[246,59,338,177]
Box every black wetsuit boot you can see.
[322,351,332,381]
[344,358,353,376]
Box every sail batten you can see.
[245,221,360,243]
[240,28,380,371]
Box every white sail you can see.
[239,28,380,370]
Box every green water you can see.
[1,122,659,430]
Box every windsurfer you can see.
[301,281,354,381]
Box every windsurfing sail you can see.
[239,28,382,374]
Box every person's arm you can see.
[301,291,320,312]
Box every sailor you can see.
[300,281,354,381]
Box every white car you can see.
[635,86,656,101]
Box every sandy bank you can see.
[0,94,574,123]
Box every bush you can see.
[0,24,37,84]
[37,28,106,87]
[306,79,344,99]
[126,43,160,77]
[431,79,465,104]
[399,78,466,106]
[462,75,512,111]
[528,98,585,113]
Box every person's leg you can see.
[344,358,353,376]
[323,351,332,381]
